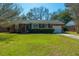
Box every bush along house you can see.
[0,20,64,33]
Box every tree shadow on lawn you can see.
[0,34,16,43]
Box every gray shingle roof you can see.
[66,20,76,26]
[13,20,64,24]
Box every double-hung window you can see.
[33,24,38,29]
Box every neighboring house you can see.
[0,20,64,33]
[66,20,76,31]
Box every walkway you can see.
[60,34,79,40]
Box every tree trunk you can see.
[76,27,79,33]
[76,21,79,33]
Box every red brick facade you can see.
[67,26,76,32]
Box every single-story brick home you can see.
[66,20,76,31]
[0,20,64,33]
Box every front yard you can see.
[67,31,79,36]
[0,33,79,56]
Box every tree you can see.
[58,9,72,24]
[50,12,59,20]
[26,11,33,20]
[21,14,27,20]
[50,9,73,24]
[0,3,21,20]
[0,3,22,27]
[26,7,50,20]
[65,3,79,33]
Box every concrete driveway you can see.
[60,34,79,40]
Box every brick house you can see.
[5,20,64,33]
[66,20,76,31]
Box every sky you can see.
[20,3,65,15]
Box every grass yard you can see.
[0,33,79,56]
[67,31,79,36]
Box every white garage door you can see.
[53,26,62,33]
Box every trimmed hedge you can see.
[28,29,54,33]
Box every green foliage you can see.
[63,27,68,32]
[51,9,73,24]
[58,10,73,24]
[28,29,54,33]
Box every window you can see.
[33,24,38,29]
[48,24,52,28]
[26,24,31,29]
[39,24,45,28]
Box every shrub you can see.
[63,27,68,32]
[28,29,54,33]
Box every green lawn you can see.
[67,31,79,36]
[0,33,79,56]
